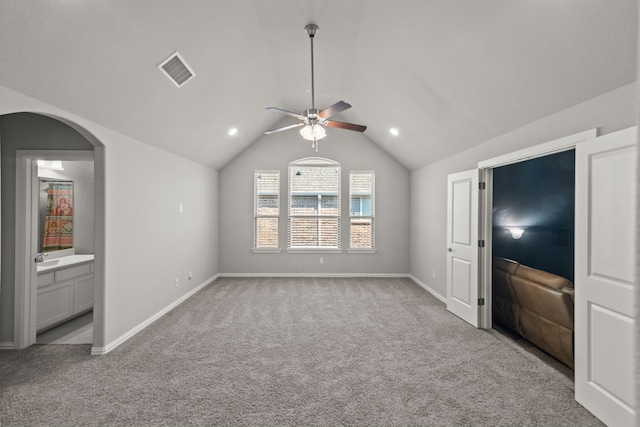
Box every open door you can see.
[446,169,481,327]
[575,126,637,426]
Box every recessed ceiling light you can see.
[228,128,238,136]
[390,128,399,136]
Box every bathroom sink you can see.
[37,259,60,267]
[36,255,94,273]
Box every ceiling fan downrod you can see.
[305,24,319,110]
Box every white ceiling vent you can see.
[158,52,195,87]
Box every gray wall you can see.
[220,126,410,275]
[100,128,219,345]
[38,160,95,254]
[410,83,637,298]
[0,113,94,342]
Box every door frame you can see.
[475,128,598,328]
[14,150,96,349]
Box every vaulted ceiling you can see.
[0,1,636,170]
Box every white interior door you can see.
[575,126,637,426]
[446,169,480,327]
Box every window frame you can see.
[252,170,282,253]
[348,171,376,253]
[287,157,342,253]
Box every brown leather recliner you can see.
[509,264,574,369]
[492,257,521,336]
[492,257,575,369]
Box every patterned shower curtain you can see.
[42,182,73,251]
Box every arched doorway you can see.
[0,112,106,352]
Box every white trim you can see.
[347,249,377,254]
[476,128,600,330]
[251,248,282,254]
[254,170,281,250]
[478,168,493,329]
[220,273,409,278]
[288,157,342,250]
[14,154,36,349]
[15,150,95,350]
[409,275,447,303]
[0,342,16,350]
[20,150,95,162]
[349,171,375,251]
[286,248,343,254]
[478,128,597,169]
[91,274,219,355]
[288,157,340,167]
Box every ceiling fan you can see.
[264,24,367,152]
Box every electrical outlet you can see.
[179,203,183,213]
[175,278,180,287]
[319,257,324,264]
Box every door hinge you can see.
[478,239,485,247]
[479,182,486,190]
[478,298,485,306]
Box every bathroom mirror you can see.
[38,179,74,253]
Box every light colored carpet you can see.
[0,277,602,426]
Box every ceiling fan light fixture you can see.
[300,124,326,141]
[263,23,366,150]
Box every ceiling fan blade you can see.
[265,107,305,121]
[264,122,304,135]
[325,120,367,132]
[318,101,351,119]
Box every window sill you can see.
[286,248,343,254]
[252,247,282,254]
[347,248,377,254]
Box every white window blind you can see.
[254,171,280,249]
[350,171,375,249]
[288,158,341,249]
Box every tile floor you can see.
[36,311,93,345]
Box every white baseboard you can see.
[91,274,219,356]
[219,273,411,278]
[409,275,447,303]
[0,342,15,350]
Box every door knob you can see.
[447,247,452,252]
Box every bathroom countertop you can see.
[36,254,94,274]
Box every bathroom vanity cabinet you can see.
[36,258,94,332]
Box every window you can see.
[350,172,375,250]
[254,171,280,250]
[288,158,341,250]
